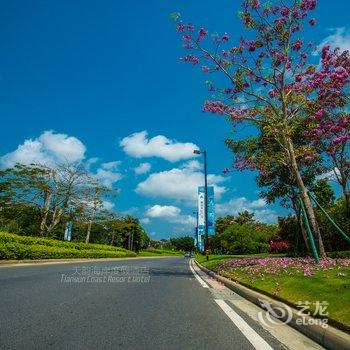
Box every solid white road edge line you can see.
[214,299,274,350]
[189,259,209,288]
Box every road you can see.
[0,257,323,350]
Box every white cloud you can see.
[94,168,122,188]
[134,162,151,175]
[140,218,151,224]
[182,160,201,171]
[317,27,350,52]
[119,206,139,216]
[216,197,278,224]
[102,200,115,211]
[145,204,196,228]
[136,165,227,203]
[85,157,99,170]
[0,130,86,168]
[101,161,121,170]
[92,160,122,188]
[120,131,199,162]
[316,168,340,182]
[146,205,181,218]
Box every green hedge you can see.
[0,232,129,252]
[328,250,350,258]
[0,232,136,260]
[139,249,182,256]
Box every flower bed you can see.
[218,257,350,277]
[201,256,350,330]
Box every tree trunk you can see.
[291,193,311,254]
[286,137,326,258]
[46,207,63,237]
[85,220,92,244]
[110,233,115,246]
[297,212,311,253]
[130,230,134,251]
[341,182,350,219]
[40,191,52,236]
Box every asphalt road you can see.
[0,257,310,350]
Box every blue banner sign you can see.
[197,186,215,251]
[64,222,73,241]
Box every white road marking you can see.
[214,299,274,350]
[189,259,209,288]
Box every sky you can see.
[0,0,349,240]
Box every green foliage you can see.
[212,220,278,255]
[169,236,195,251]
[0,204,41,236]
[138,249,182,256]
[327,250,350,258]
[215,215,235,235]
[278,196,350,253]
[315,197,350,252]
[311,179,335,208]
[0,232,136,260]
[235,211,255,225]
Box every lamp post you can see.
[192,211,199,250]
[193,149,209,259]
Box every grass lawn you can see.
[138,249,182,257]
[196,254,350,331]
[0,232,137,259]
[196,253,285,270]
[0,232,184,260]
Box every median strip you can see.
[195,259,350,350]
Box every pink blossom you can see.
[182,34,192,42]
[292,40,303,51]
[309,18,316,26]
[198,28,208,39]
[280,7,289,16]
[303,268,314,276]
[181,54,199,64]
[222,33,230,42]
[268,89,277,98]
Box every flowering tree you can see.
[173,0,349,257]
[226,129,318,252]
[305,46,350,216]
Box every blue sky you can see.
[1,0,349,239]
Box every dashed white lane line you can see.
[214,299,274,350]
[189,260,209,288]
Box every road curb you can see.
[0,256,181,267]
[195,259,350,350]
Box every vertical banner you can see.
[207,186,215,236]
[197,187,205,251]
[64,222,73,241]
[197,186,215,251]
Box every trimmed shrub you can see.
[269,241,292,254]
[0,232,136,260]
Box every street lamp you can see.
[193,149,209,259]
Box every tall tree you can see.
[173,0,346,257]
[305,46,350,215]
[0,163,97,236]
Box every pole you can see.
[203,150,209,260]
[196,212,199,250]
[299,198,320,263]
